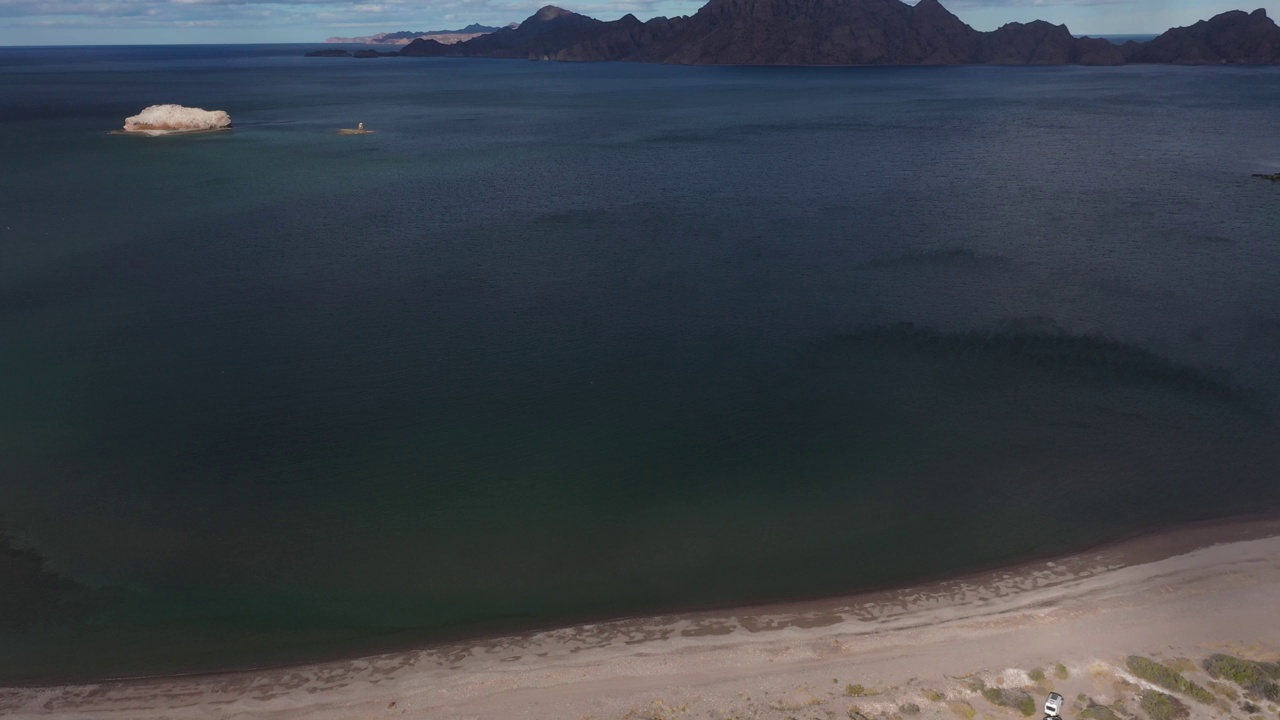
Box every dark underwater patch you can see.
[825,322,1263,414]
[0,534,85,633]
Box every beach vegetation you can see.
[1126,656,1215,704]
[949,701,977,719]
[900,703,922,715]
[845,684,870,697]
[966,678,988,692]
[927,691,947,702]
[769,697,824,712]
[1240,701,1260,713]
[1139,690,1189,720]
[1202,655,1280,701]
[1206,681,1238,700]
[981,688,1036,716]
[1080,704,1121,720]
[1056,665,1070,680]
[839,681,880,696]
[1029,669,1046,683]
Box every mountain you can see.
[325,24,512,45]
[631,0,971,64]
[1122,8,1280,63]
[395,2,1280,65]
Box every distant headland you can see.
[305,1,1280,65]
[323,24,515,46]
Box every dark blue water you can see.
[2,45,1279,683]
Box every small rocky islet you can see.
[119,104,231,135]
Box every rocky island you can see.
[306,0,1280,65]
[120,104,232,135]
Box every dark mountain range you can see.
[390,1,1280,65]
[1122,8,1280,63]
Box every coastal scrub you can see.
[1202,655,1280,701]
[981,688,1036,716]
[1139,690,1190,720]
[1080,705,1121,720]
[1125,656,1214,703]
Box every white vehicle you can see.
[1044,693,1065,718]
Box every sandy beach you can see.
[3,516,1279,720]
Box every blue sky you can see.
[0,0,1274,45]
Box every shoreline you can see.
[3,512,1280,718]
[5,511,1280,690]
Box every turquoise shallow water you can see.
[1,46,1280,682]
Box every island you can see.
[120,104,232,136]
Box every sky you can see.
[0,0,1274,46]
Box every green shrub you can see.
[1080,705,1121,720]
[1126,656,1215,704]
[1055,664,1070,680]
[1203,655,1280,701]
[900,703,922,715]
[1029,668,1046,683]
[1139,690,1189,720]
[926,691,946,703]
[948,701,976,720]
[982,688,1036,716]
[845,684,869,697]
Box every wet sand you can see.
[3,515,1279,719]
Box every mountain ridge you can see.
[324,24,514,45]
[382,1,1280,64]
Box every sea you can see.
[1,44,1279,683]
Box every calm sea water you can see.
[2,45,1279,682]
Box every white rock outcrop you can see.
[122,104,232,135]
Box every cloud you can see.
[0,0,700,35]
